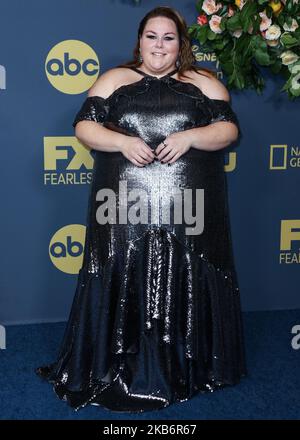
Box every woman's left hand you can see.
[155,131,192,164]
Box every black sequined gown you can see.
[36,66,246,413]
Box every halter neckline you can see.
[129,66,178,80]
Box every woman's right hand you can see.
[119,136,155,167]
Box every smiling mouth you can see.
[152,53,166,56]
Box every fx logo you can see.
[43,137,93,171]
[280,220,300,251]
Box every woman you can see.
[36,6,246,413]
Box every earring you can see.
[138,48,143,63]
[175,58,180,68]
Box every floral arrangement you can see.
[187,0,300,99]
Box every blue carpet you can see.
[0,310,300,420]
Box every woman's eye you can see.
[146,36,174,41]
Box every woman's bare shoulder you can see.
[185,68,230,101]
[87,67,132,99]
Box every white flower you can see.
[232,28,243,38]
[280,50,299,65]
[291,73,300,91]
[202,0,222,15]
[209,14,223,33]
[265,24,281,40]
[283,19,299,32]
[267,39,280,47]
[259,12,272,32]
[290,63,300,74]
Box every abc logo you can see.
[49,224,86,274]
[45,40,100,94]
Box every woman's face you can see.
[139,16,180,74]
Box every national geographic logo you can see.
[43,136,93,185]
[45,40,99,94]
[49,224,86,274]
[280,220,300,264]
[270,145,300,170]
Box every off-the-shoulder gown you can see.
[36,66,246,413]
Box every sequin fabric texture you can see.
[36,67,246,413]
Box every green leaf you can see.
[285,15,293,27]
[251,34,268,51]
[195,0,204,14]
[254,48,271,65]
[222,61,234,75]
[219,17,226,31]
[187,24,198,36]
[226,14,242,31]
[197,25,209,44]
[252,15,261,34]
[236,34,251,54]
[241,16,251,33]
[235,72,245,89]
[286,0,294,13]
[240,0,258,20]
[214,40,226,50]
[207,29,217,40]
[270,59,282,74]
[282,33,298,45]
[280,33,299,48]
[281,82,290,92]
[277,14,285,27]
[258,0,269,6]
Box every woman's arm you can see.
[185,73,240,152]
[74,69,128,153]
[75,120,127,153]
[185,120,239,152]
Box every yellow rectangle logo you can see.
[270,145,287,170]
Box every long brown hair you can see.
[116,6,216,80]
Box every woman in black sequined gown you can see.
[36,6,246,413]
